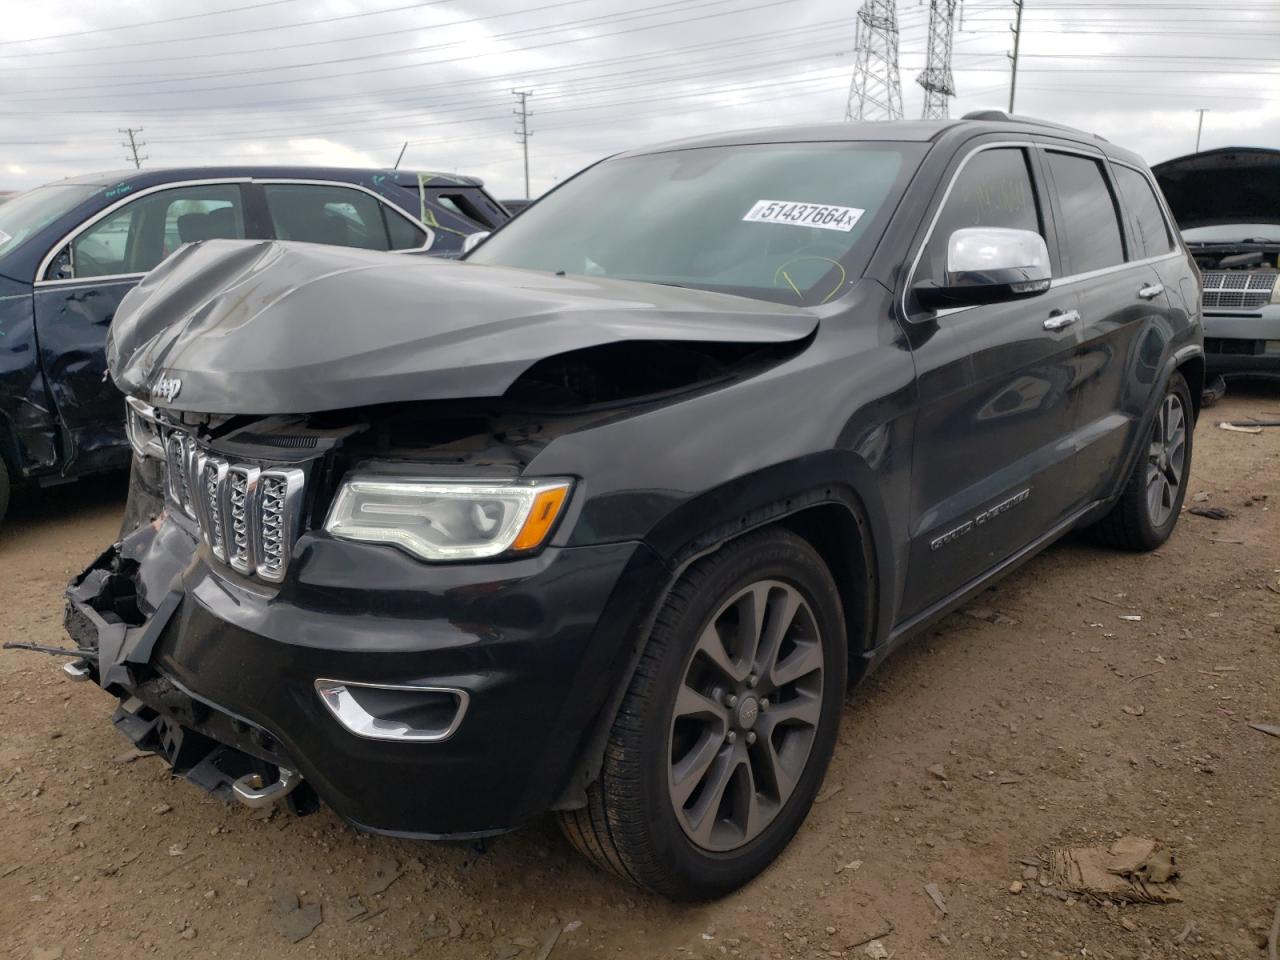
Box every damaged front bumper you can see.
[61,516,661,838]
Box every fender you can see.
[553,463,889,811]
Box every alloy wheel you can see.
[1145,391,1187,528]
[667,580,825,852]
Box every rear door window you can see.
[1113,165,1176,258]
[67,183,245,280]
[263,183,425,251]
[1044,151,1127,274]
[920,147,1044,286]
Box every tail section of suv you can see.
[43,116,1201,900]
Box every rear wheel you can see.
[560,528,846,900]
[1090,372,1194,551]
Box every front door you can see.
[33,182,247,472]
[898,144,1085,622]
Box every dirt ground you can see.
[2,388,1278,960]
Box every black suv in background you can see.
[0,166,506,527]
[54,114,1202,900]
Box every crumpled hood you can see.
[109,239,818,415]
[1153,147,1280,231]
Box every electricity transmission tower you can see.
[845,0,903,122]
[512,89,533,199]
[917,0,958,119]
[119,127,147,169]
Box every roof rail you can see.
[961,110,1109,143]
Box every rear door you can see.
[1038,147,1172,504]
[899,142,1087,620]
[33,181,248,471]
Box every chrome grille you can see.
[1201,270,1277,310]
[159,428,305,582]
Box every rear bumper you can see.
[65,520,665,838]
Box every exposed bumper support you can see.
[232,768,303,808]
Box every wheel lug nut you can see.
[725,731,737,744]
[759,698,769,711]
[745,731,757,745]
[724,694,738,708]
[747,674,758,687]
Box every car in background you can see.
[1154,147,1280,384]
[0,166,508,528]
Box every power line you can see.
[513,90,534,199]
[0,0,303,46]
[119,127,147,169]
[5,0,801,100]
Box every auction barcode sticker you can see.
[742,200,864,232]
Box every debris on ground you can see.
[1047,836,1181,903]
[1250,723,1280,739]
[1267,903,1279,960]
[863,941,890,960]
[964,607,1018,625]
[1189,506,1233,520]
[1119,614,1143,622]
[362,857,401,896]
[271,889,323,944]
[924,882,947,914]
[815,784,844,803]
[1219,421,1264,434]
[926,763,948,781]
[845,916,894,949]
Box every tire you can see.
[1090,371,1194,552]
[560,527,847,900]
[0,457,9,532]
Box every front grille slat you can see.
[1201,270,1277,310]
[158,427,306,583]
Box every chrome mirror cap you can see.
[461,231,490,254]
[946,226,1050,285]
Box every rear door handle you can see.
[1138,283,1165,300]
[1043,310,1080,332]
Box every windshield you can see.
[0,183,100,260]
[468,141,924,305]
[1182,223,1280,244]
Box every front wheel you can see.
[1089,371,1194,551]
[560,528,847,900]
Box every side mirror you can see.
[461,231,490,255]
[913,227,1051,311]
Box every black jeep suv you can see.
[55,114,1202,901]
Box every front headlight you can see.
[323,477,572,561]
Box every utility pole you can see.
[917,0,958,119]
[1194,108,1209,152]
[845,0,903,122]
[119,127,147,169]
[512,89,533,199]
[1007,0,1024,113]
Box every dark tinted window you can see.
[264,183,393,251]
[1114,165,1175,258]
[921,148,1042,285]
[1045,152,1126,273]
[70,183,244,280]
[385,207,427,250]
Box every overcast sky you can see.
[2,0,1277,199]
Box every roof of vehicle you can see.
[44,166,485,189]
[619,114,1147,167]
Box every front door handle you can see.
[1138,283,1165,300]
[1043,310,1080,332]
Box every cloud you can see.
[0,0,1275,198]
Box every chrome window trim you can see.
[34,177,251,287]
[254,177,436,255]
[903,140,1180,320]
[313,678,470,743]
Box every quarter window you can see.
[1044,152,1126,274]
[1114,165,1175,258]
[920,148,1043,286]
[67,184,245,280]
[263,183,425,251]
